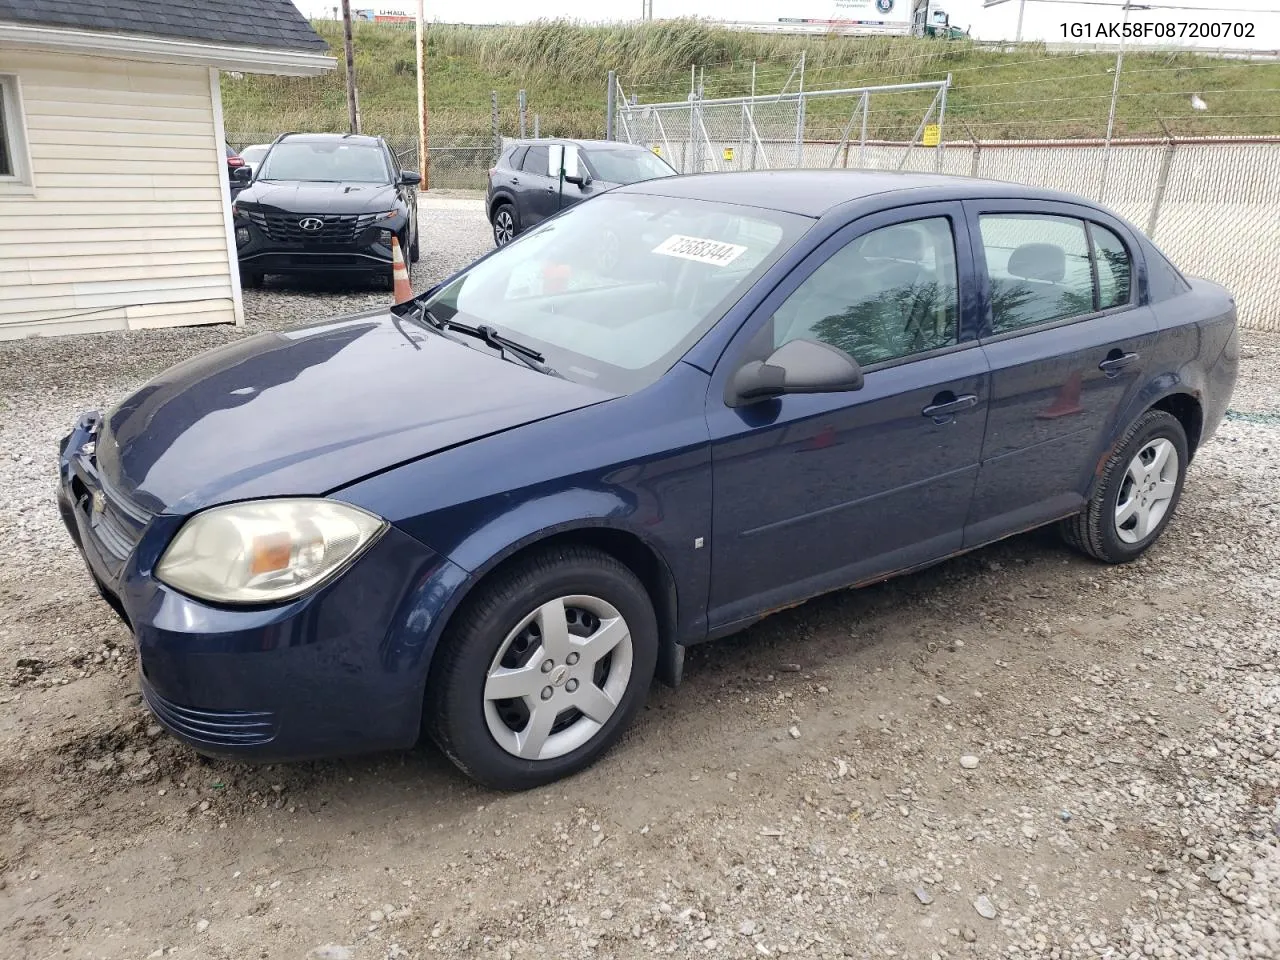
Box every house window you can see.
[0,75,33,192]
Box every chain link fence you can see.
[618,81,949,174]
[226,132,497,190]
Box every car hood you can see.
[238,180,399,214]
[96,311,614,516]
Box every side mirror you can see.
[565,172,592,188]
[400,170,422,186]
[232,166,252,182]
[729,338,864,406]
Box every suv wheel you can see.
[492,204,517,247]
[426,546,658,790]
[1060,409,1188,563]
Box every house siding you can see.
[0,50,236,339]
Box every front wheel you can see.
[1060,409,1188,563]
[425,546,658,790]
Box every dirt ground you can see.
[1,200,1277,960]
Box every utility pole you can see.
[416,0,429,188]
[340,0,359,134]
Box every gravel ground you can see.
[0,195,1278,960]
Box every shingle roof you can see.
[0,0,328,52]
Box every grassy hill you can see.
[221,19,1280,146]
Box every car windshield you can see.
[257,141,389,183]
[420,193,810,393]
[240,145,269,165]
[587,148,675,184]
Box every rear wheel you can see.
[426,546,658,790]
[1060,409,1188,563]
[239,268,263,288]
[492,203,517,247]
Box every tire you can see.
[491,203,518,247]
[1060,409,1188,564]
[410,226,420,264]
[240,268,263,289]
[426,545,658,790]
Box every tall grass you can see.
[219,19,1280,143]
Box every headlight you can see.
[375,210,398,220]
[155,498,386,604]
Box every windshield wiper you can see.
[411,302,558,376]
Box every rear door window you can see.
[522,145,549,175]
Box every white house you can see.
[0,0,334,339]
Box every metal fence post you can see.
[533,114,540,139]
[1147,136,1177,237]
[1099,2,1132,200]
[518,89,527,139]
[490,90,499,161]
[935,73,950,173]
[606,70,616,141]
[859,91,869,168]
[794,51,807,168]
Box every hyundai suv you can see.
[232,133,421,288]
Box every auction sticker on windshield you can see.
[653,234,748,267]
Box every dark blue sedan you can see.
[57,171,1238,790]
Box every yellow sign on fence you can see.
[923,124,941,147]
[652,145,663,157]
[723,147,734,162]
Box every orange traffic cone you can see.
[390,235,413,303]
[1038,369,1084,419]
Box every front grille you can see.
[89,472,153,563]
[247,210,379,245]
[143,685,277,747]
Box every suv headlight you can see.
[155,498,386,604]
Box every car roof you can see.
[510,138,653,152]
[278,133,385,146]
[616,170,1096,218]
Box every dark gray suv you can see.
[486,138,676,246]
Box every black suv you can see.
[486,138,676,247]
[232,133,421,287]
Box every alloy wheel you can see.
[483,595,633,761]
[494,209,515,246]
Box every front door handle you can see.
[922,393,979,423]
[1099,351,1139,376]
[510,177,520,185]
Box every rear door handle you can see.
[1098,351,1139,376]
[922,394,979,422]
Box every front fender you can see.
[333,364,715,660]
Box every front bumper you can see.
[235,210,407,276]
[57,414,468,761]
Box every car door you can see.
[518,145,559,227]
[963,201,1158,545]
[705,203,990,630]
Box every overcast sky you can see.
[291,0,1280,49]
